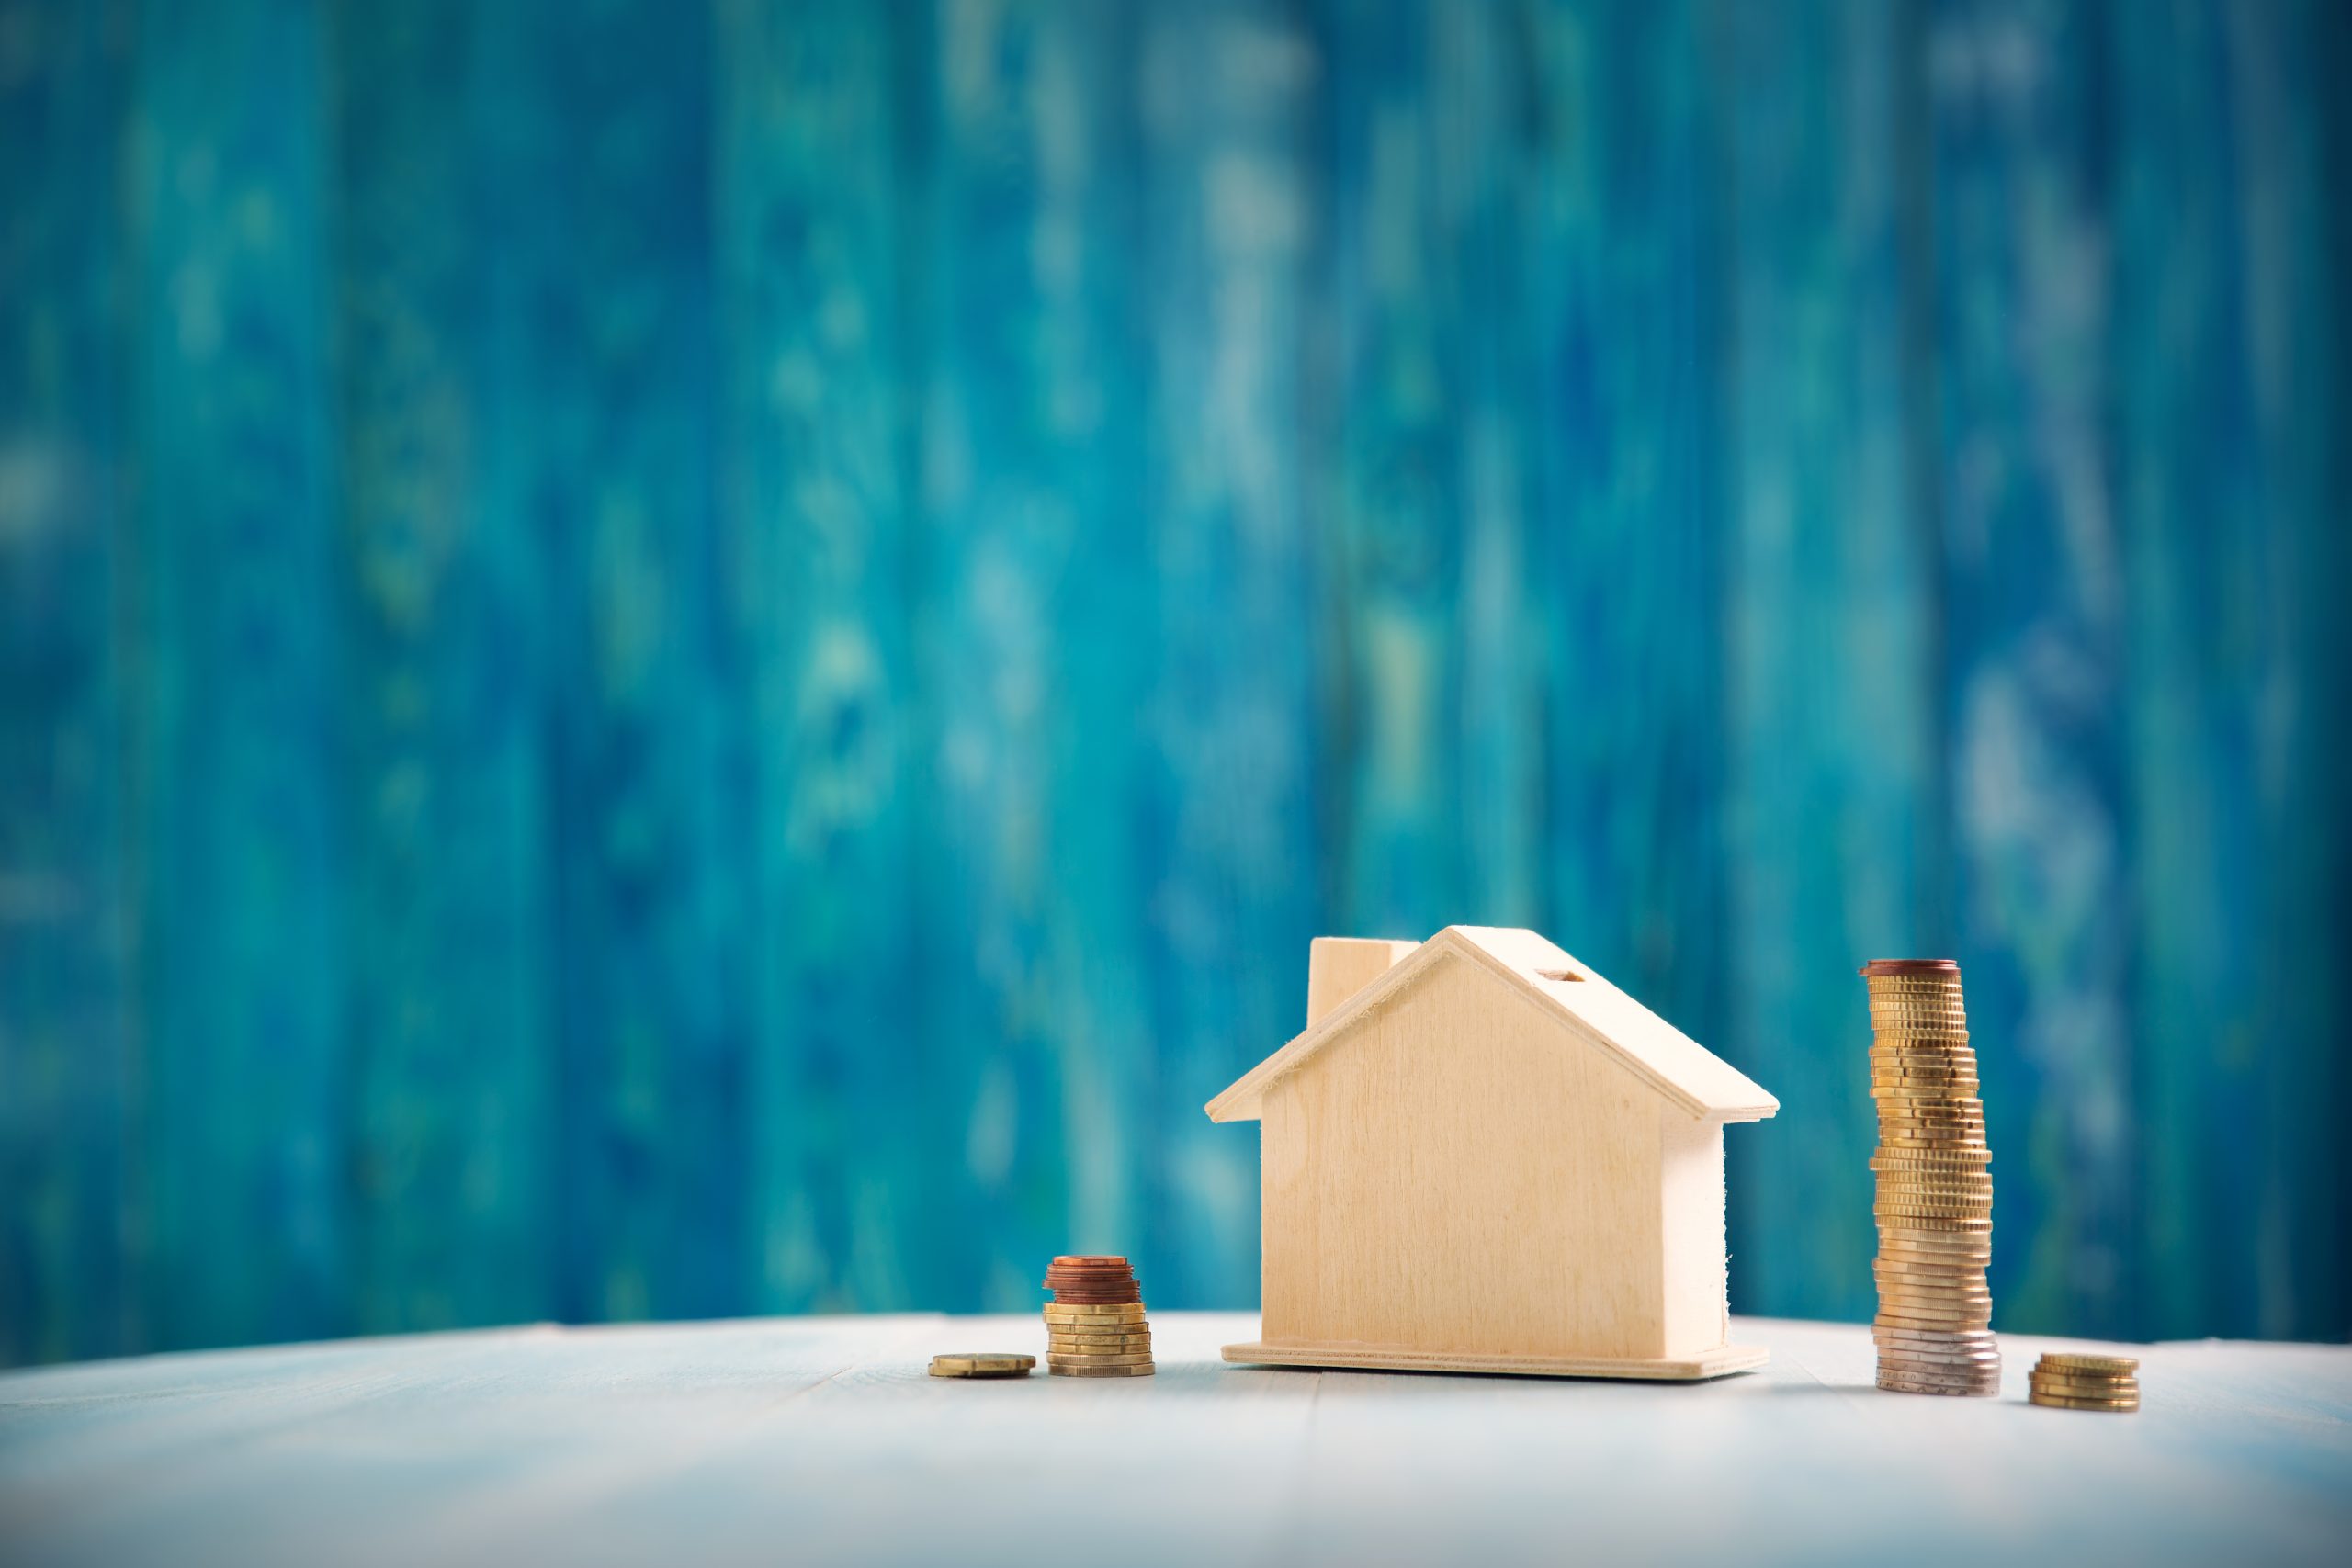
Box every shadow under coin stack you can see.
[1863,959,1999,1396]
[1042,1256,1155,1378]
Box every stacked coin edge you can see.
[1863,959,2000,1397]
[1042,1255,1156,1378]
[2029,1352,2140,1412]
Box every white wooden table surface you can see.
[4,1313,2346,1567]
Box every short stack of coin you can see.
[1042,1255,1154,1378]
[1863,959,2000,1397]
[928,1351,1034,1380]
[2029,1352,2139,1412]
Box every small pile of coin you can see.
[927,1351,1034,1379]
[1862,959,1999,1397]
[2029,1352,2139,1412]
[1042,1255,1154,1377]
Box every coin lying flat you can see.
[930,1352,1036,1378]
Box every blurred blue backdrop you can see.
[3,0,2348,1367]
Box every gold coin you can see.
[2037,1353,2138,1374]
[1874,1294,1994,1313]
[1876,1314,1993,1333]
[1877,1290,1995,1310]
[1873,1250,1989,1269]
[1874,1167,1994,1181]
[1876,1255,1992,1273]
[1046,1351,1155,1367]
[1048,1362,1156,1378]
[929,1352,1036,1378]
[2030,1374,2139,1399]
[1875,1226,1994,1246]
[2030,1392,2138,1411]
[1048,1337,1152,1353]
[1875,1232,1994,1251]
[1871,1156,1994,1174]
[1873,1186,1994,1203]
[1877,1283,1995,1303]
[1043,1304,1148,1322]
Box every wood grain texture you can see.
[1221,1336,1765,1381]
[328,0,552,1340]
[1522,0,1731,1054]
[0,0,137,1368]
[1715,0,1944,1328]
[133,0,349,1354]
[714,0,926,1315]
[2,0,2348,1364]
[1250,945,1754,1366]
[2112,0,2352,1343]
[523,0,750,1330]
[1128,0,1324,1309]
[1922,0,2137,1341]
[1305,936,1417,1027]
[1213,927,1775,1121]
[3,1314,2346,1567]
[910,0,1159,1309]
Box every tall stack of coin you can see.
[1042,1256,1155,1378]
[1862,959,1999,1396]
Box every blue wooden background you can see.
[3,0,2347,1366]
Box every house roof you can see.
[1204,925,1779,1124]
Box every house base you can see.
[1221,1338,1769,1382]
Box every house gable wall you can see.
[1260,950,1669,1359]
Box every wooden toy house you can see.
[1207,926,1778,1380]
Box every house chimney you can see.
[1306,937,1420,1028]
